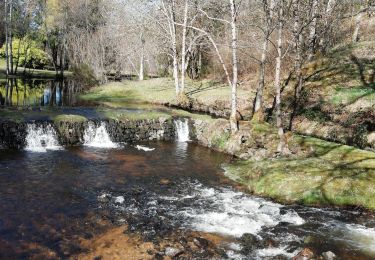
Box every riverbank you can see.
[190,117,375,210]
[0,59,72,80]
[79,78,252,119]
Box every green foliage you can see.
[71,64,98,89]
[212,131,230,149]
[0,38,49,69]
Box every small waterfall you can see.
[174,119,190,142]
[25,123,63,152]
[83,121,118,148]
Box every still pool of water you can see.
[0,142,375,259]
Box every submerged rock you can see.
[240,233,261,254]
[322,251,336,260]
[292,248,314,260]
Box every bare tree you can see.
[161,0,180,94]
[229,0,239,132]
[274,0,288,154]
[180,0,189,94]
[8,0,13,75]
[253,0,274,117]
[4,0,10,76]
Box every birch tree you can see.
[180,0,189,94]
[229,0,239,132]
[161,0,180,95]
[253,0,274,117]
[274,0,288,154]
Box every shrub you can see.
[0,38,49,69]
[299,104,330,123]
[71,64,98,89]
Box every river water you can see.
[0,139,375,259]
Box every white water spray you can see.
[25,123,63,153]
[83,121,118,148]
[174,119,190,142]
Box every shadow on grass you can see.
[82,89,139,103]
[186,80,226,97]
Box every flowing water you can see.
[83,121,119,148]
[174,119,190,142]
[25,123,63,152]
[0,142,375,259]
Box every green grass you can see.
[80,78,250,107]
[224,135,375,209]
[0,58,72,79]
[330,86,375,105]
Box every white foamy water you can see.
[338,223,375,254]
[163,182,305,238]
[97,180,375,259]
[83,121,118,148]
[254,246,299,259]
[174,119,190,142]
[25,123,63,153]
[135,145,155,152]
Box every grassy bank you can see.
[0,58,72,80]
[224,133,375,210]
[80,78,250,109]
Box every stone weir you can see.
[0,115,260,160]
[0,117,179,149]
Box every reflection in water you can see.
[0,78,83,107]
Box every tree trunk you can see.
[170,1,180,94]
[274,5,286,153]
[254,37,268,116]
[139,32,145,81]
[198,47,202,76]
[229,0,239,133]
[15,38,22,75]
[4,0,9,77]
[60,47,65,78]
[166,0,180,97]
[9,0,13,75]
[23,44,30,74]
[139,52,144,81]
[308,0,318,60]
[320,0,336,50]
[180,0,189,94]
[352,11,363,42]
[254,0,272,117]
[289,0,304,131]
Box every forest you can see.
[0,0,375,259]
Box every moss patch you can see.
[225,135,375,209]
[100,108,171,121]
